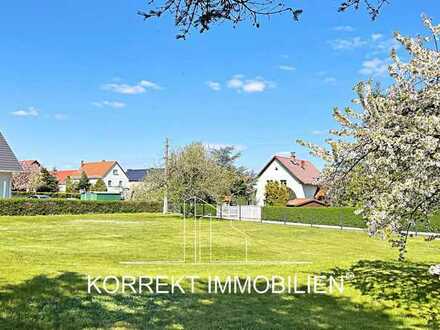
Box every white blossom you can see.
[299,16,440,261]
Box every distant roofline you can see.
[257,154,319,185]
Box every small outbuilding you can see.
[81,192,122,201]
[286,198,326,208]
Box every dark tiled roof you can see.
[0,132,22,172]
[126,168,164,182]
[126,169,149,182]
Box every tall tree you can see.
[93,178,108,192]
[138,0,390,38]
[211,146,256,204]
[168,143,235,203]
[36,168,59,193]
[12,165,41,192]
[299,16,440,261]
[78,172,91,192]
[136,143,235,204]
[210,146,241,169]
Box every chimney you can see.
[81,160,84,167]
[300,160,306,169]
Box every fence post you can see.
[239,205,241,221]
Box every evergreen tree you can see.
[93,178,107,192]
[78,171,91,192]
[36,168,59,192]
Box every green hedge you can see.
[0,199,162,216]
[12,191,81,199]
[262,206,440,233]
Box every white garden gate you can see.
[217,205,261,221]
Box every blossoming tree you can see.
[299,16,440,261]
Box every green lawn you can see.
[0,213,439,329]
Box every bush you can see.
[0,199,162,216]
[262,206,440,232]
[12,191,81,199]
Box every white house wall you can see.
[0,172,12,198]
[255,159,306,206]
[103,163,129,193]
[303,184,318,199]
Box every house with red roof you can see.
[54,160,129,194]
[255,153,321,207]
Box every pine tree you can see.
[36,168,59,192]
[78,171,91,192]
[93,178,107,192]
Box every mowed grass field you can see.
[0,213,439,329]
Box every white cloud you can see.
[328,37,367,50]
[242,80,267,93]
[333,25,355,32]
[227,75,274,93]
[278,65,296,71]
[371,33,383,41]
[204,143,247,152]
[371,37,401,54]
[227,75,244,89]
[101,83,145,94]
[54,113,68,120]
[139,80,162,90]
[359,58,388,77]
[329,33,401,55]
[92,101,126,109]
[206,81,221,91]
[101,80,161,94]
[323,77,337,84]
[311,130,328,135]
[11,107,39,117]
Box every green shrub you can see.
[262,206,440,232]
[12,191,81,199]
[0,199,161,216]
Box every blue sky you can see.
[1,0,439,171]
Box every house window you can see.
[108,180,112,186]
[2,180,6,198]
[280,180,287,185]
[113,169,119,175]
[119,180,123,187]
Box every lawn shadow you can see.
[326,260,440,329]
[0,271,406,329]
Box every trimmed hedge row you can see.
[0,199,161,216]
[262,206,440,233]
[12,191,81,199]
